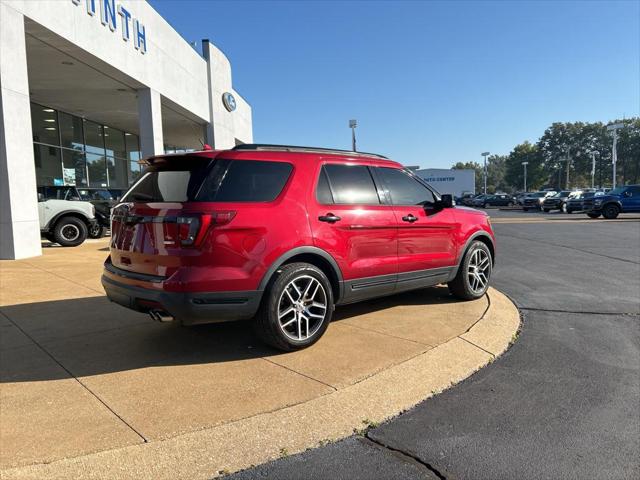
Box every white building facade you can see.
[0,0,253,259]
[415,168,475,198]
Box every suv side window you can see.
[322,164,380,205]
[376,167,435,205]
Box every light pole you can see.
[349,119,357,152]
[565,146,571,190]
[607,122,624,188]
[481,152,490,194]
[589,151,598,188]
[521,161,528,192]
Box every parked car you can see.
[102,144,496,351]
[37,191,97,246]
[541,190,576,212]
[522,191,556,211]
[38,186,121,238]
[565,191,595,213]
[583,185,640,219]
[482,194,516,208]
[471,194,489,207]
[77,188,124,238]
[462,194,480,206]
[456,193,475,206]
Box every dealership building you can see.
[0,0,253,259]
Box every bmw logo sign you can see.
[222,92,236,112]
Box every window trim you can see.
[318,163,385,206]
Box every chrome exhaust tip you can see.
[149,309,174,323]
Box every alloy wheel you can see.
[467,248,490,294]
[277,275,328,341]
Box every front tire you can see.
[53,216,88,247]
[254,263,333,351]
[587,212,601,219]
[88,224,107,239]
[448,241,492,300]
[543,208,550,213]
[602,204,620,219]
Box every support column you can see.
[0,4,41,259]
[202,40,236,150]
[137,88,163,158]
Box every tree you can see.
[504,142,545,192]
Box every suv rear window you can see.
[122,157,292,203]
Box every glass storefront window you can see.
[86,153,108,187]
[61,149,88,187]
[34,144,62,186]
[31,103,140,190]
[125,133,141,162]
[31,103,60,146]
[59,112,84,151]
[104,127,126,159]
[129,160,142,185]
[84,120,105,156]
[106,157,129,189]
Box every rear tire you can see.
[543,208,550,213]
[523,208,529,212]
[88,224,107,239]
[448,241,492,300]
[254,262,333,351]
[602,204,620,219]
[53,216,88,247]
[587,213,601,219]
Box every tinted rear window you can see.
[199,160,293,202]
[323,164,380,205]
[122,157,292,203]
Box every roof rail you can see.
[231,143,388,159]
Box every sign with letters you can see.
[71,0,147,54]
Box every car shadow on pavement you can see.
[1,286,461,384]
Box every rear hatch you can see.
[109,153,223,279]
[109,152,294,280]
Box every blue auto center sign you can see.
[71,0,147,54]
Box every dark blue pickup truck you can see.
[583,185,640,219]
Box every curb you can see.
[2,288,520,480]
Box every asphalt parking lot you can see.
[230,210,640,480]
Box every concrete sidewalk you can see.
[0,240,519,479]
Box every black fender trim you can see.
[258,246,345,299]
[449,231,495,280]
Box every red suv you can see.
[102,145,495,351]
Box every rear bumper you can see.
[101,273,263,325]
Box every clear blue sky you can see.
[150,0,639,169]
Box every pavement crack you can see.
[362,434,448,479]
[0,311,148,444]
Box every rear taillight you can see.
[175,211,236,247]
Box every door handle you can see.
[318,213,341,223]
[402,214,418,223]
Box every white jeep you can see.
[38,192,98,247]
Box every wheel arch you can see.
[258,247,344,302]
[450,231,495,281]
[46,211,91,232]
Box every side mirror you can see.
[37,193,44,202]
[440,194,453,208]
